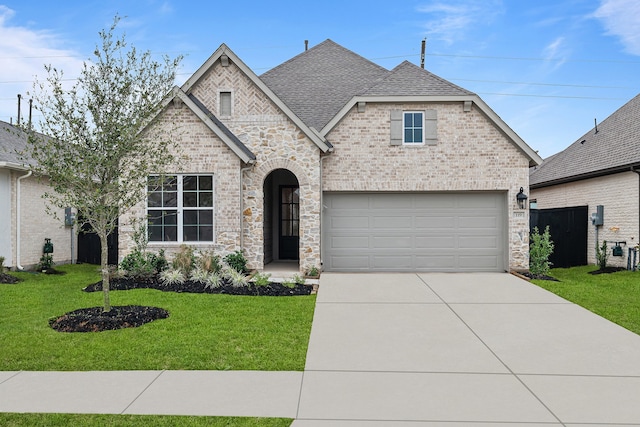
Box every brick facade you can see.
[531,172,640,267]
[7,172,75,269]
[119,51,535,273]
[324,103,531,271]
[121,60,322,272]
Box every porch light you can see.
[516,187,528,209]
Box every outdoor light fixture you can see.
[516,187,528,209]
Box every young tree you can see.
[22,16,182,312]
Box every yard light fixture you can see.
[516,187,528,209]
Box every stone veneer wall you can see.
[531,171,639,267]
[121,59,322,273]
[323,102,531,271]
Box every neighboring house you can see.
[530,93,640,268]
[0,121,75,269]
[122,40,542,273]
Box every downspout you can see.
[633,167,640,257]
[16,170,32,270]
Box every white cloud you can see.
[0,6,85,124]
[593,0,640,55]
[417,0,504,45]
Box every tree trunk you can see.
[99,231,111,312]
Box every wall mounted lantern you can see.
[516,187,528,209]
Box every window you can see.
[147,174,214,242]
[390,109,437,146]
[403,112,424,144]
[220,91,231,116]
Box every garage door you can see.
[323,192,506,272]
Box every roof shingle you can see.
[530,93,640,187]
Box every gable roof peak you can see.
[361,59,473,97]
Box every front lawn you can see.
[532,265,640,335]
[0,264,315,371]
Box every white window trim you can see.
[147,174,215,244]
[219,90,233,117]
[402,111,425,145]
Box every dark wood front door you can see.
[279,186,299,260]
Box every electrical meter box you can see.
[591,205,604,226]
[64,207,75,226]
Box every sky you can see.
[0,0,639,159]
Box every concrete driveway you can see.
[293,272,640,426]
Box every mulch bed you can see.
[588,267,627,275]
[0,273,20,284]
[520,272,560,281]
[49,305,169,333]
[51,275,312,333]
[83,276,313,296]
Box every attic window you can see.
[220,92,232,116]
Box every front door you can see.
[279,185,299,260]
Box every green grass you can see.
[532,265,640,335]
[0,264,316,371]
[0,413,291,426]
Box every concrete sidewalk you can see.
[2,273,640,425]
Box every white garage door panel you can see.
[323,192,506,272]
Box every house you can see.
[122,40,542,273]
[0,121,76,269]
[530,93,640,268]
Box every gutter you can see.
[531,162,640,189]
[16,170,32,270]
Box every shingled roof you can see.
[530,93,640,188]
[362,60,473,97]
[0,121,30,168]
[260,39,390,131]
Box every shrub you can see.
[160,268,185,285]
[306,265,319,277]
[119,251,155,277]
[224,250,247,274]
[189,267,210,284]
[0,256,5,273]
[281,277,295,289]
[529,226,554,276]
[198,250,221,274]
[223,265,248,287]
[252,272,271,287]
[37,254,55,271]
[205,272,222,289]
[596,240,609,271]
[173,245,196,276]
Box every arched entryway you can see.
[263,169,300,266]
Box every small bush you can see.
[223,265,248,287]
[205,272,222,289]
[306,265,319,277]
[596,240,609,271]
[252,272,271,287]
[224,250,247,274]
[0,256,5,273]
[530,226,554,276]
[173,245,196,276]
[189,268,210,284]
[198,250,221,274]
[37,254,55,271]
[120,251,155,277]
[160,269,185,285]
